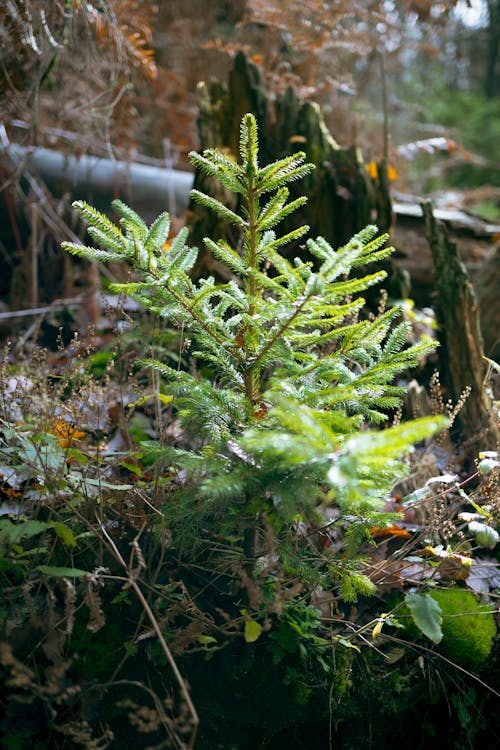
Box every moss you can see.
[402,589,496,669]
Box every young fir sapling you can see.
[62,113,445,603]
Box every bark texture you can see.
[422,201,498,451]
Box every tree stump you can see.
[188,51,391,278]
[422,201,499,452]
[474,243,500,363]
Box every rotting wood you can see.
[422,200,499,452]
[474,243,500,362]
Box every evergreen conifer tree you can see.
[63,113,445,605]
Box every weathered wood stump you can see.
[474,243,500,363]
[422,201,499,451]
[188,51,391,278]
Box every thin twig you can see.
[98,521,199,749]
[0,300,83,320]
[387,634,500,700]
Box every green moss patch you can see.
[402,589,496,668]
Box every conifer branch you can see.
[251,288,317,370]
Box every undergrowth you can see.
[0,114,498,750]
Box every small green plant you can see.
[401,588,497,669]
[63,112,444,608]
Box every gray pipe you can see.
[3,144,500,236]
[2,143,194,221]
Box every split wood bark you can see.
[422,201,498,452]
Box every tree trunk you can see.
[422,201,498,452]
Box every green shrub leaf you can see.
[53,522,77,548]
[468,521,499,549]
[244,619,263,643]
[405,591,443,644]
[0,520,51,544]
[36,565,88,578]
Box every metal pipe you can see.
[2,143,194,221]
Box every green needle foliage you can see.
[63,113,445,604]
